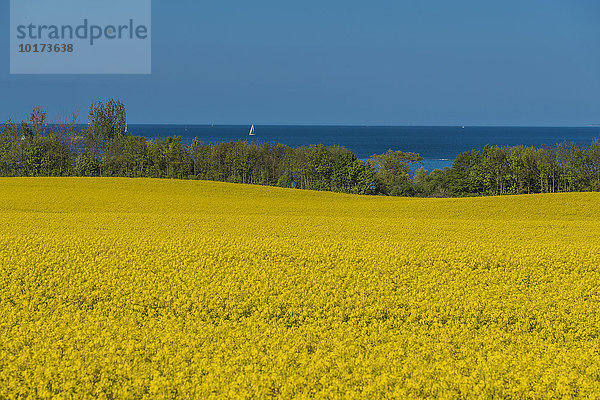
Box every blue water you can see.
[129,125,600,171]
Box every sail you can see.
[249,125,255,135]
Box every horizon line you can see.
[120,123,600,128]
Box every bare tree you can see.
[29,106,47,138]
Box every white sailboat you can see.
[249,124,255,136]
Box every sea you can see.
[128,125,600,171]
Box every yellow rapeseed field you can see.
[1,178,599,399]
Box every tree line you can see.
[1,100,599,197]
[416,142,600,196]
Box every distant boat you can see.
[249,124,255,136]
[461,126,465,129]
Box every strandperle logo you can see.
[10,0,151,75]
[16,19,149,46]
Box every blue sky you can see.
[1,0,599,125]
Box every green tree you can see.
[413,167,429,196]
[421,168,452,197]
[83,99,127,174]
[354,161,377,195]
[481,145,509,195]
[0,119,18,176]
[332,151,358,192]
[588,139,600,191]
[449,150,483,195]
[371,150,422,196]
